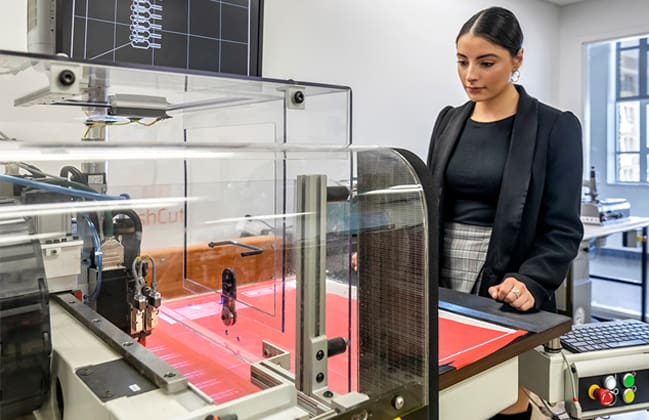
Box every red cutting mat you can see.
[147,279,357,404]
[147,281,526,404]
[438,316,527,370]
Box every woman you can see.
[427,7,583,419]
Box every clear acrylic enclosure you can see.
[0,51,435,419]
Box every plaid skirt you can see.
[441,222,493,294]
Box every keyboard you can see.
[560,319,649,353]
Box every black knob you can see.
[58,70,76,86]
[327,337,348,357]
[293,90,305,104]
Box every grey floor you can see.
[590,247,647,320]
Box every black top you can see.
[427,85,584,312]
[445,116,514,226]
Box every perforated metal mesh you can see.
[357,150,433,411]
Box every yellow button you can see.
[588,384,600,400]
[623,388,635,404]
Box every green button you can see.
[623,373,635,388]
[623,388,635,404]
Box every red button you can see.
[594,387,615,406]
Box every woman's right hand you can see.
[488,277,535,311]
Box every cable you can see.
[38,177,98,193]
[59,166,85,183]
[82,120,131,138]
[112,209,142,272]
[142,255,157,291]
[82,117,167,138]
[560,348,583,419]
[0,173,125,201]
[112,209,143,236]
[131,255,157,292]
[561,349,579,403]
[5,163,96,193]
[82,215,103,304]
[16,164,93,193]
[135,117,165,127]
[132,256,146,291]
[15,162,49,177]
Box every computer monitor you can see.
[28,0,263,76]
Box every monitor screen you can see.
[55,0,262,76]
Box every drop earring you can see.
[510,69,520,83]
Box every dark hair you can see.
[456,7,523,57]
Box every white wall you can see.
[262,0,561,160]
[559,0,649,173]
[0,1,27,51]
[559,0,649,119]
[558,0,649,217]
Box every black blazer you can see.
[427,85,584,311]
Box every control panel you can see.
[520,336,649,419]
[578,370,648,411]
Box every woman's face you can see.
[456,34,522,103]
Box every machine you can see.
[581,166,631,225]
[0,50,437,419]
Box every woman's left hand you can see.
[488,277,535,311]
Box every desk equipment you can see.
[581,198,631,225]
[581,166,631,225]
[560,319,649,353]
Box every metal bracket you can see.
[52,293,188,394]
[208,239,263,257]
[14,64,83,107]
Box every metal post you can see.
[294,174,328,395]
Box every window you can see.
[615,37,649,183]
